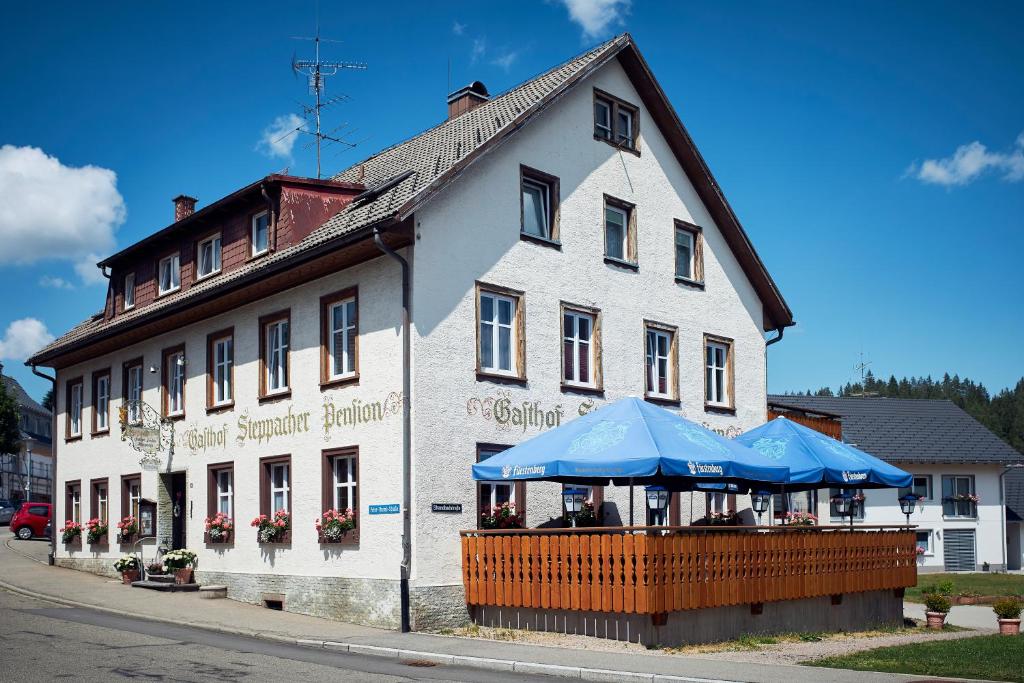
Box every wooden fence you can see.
[461,526,916,614]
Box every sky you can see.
[1,1,1022,403]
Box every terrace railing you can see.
[461,526,916,615]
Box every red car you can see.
[11,502,51,540]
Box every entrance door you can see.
[170,472,186,550]
[943,529,976,571]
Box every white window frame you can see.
[479,291,517,376]
[123,273,135,310]
[270,463,290,514]
[705,341,730,406]
[521,177,551,239]
[916,529,933,556]
[167,351,185,416]
[251,210,269,256]
[332,455,358,512]
[266,319,290,393]
[216,469,233,517]
[158,254,180,295]
[96,484,108,523]
[328,298,357,381]
[196,234,222,279]
[96,375,110,431]
[645,328,672,399]
[70,383,83,437]
[942,474,976,518]
[127,364,143,424]
[562,310,595,388]
[70,486,81,524]
[604,204,628,261]
[675,226,695,280]
[594,97,612,140]
[212,336,233,405]
[616,107,634,148]
[129,482,141,519]
[901,475,932,501]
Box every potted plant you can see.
[86,518,108,545]
[957,590,982,606]
[162,549,198,584]
[113,554,140,585]
[784,511,817,527]
[60,520,82,545]
[923,592,952,629]
[146,561,166,576]
[480,502,525,529]
[993,597,1022,636]
[317,508,356,543]
[251,509,290,543]
[116,516,139,544]
[573,501,599,527]
[704,510,740,526]
[205,512,233,543]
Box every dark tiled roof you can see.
[0,371,47,416]
[767,395,1023,465]
[1007,469,1024,521]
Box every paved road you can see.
[0,589,554,683]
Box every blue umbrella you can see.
[471,397,789,488]
[735,416,912,490]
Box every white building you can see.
[0,363,53,505]
[27,34,796,630]
[767,395,1023,572]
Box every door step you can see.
[131,580,201,592]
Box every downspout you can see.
[765,325,786,525]
[30,365,56,566]
[373,225,412,633]
[765,326,785,347]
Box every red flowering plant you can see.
[204,512,233,542]
[116,516,139,542]
[704,510,740,526]
[480,502,525,530]
[251,509,290,543]
[784,511,818,527]
[60,520,83,544]
[86,518,108,544]
[317,509,356,542]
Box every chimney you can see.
[173,195,198,222]
[447,81,489,119]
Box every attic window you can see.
[123,273,135,310]
[197,234,222,279]
[594,89,639,152]
[158,254,180,295]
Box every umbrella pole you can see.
[629,478,634,527]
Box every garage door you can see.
[943,529,976,571]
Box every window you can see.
[320,289,358,386]
[830,488,865,520]
[942,475,976,518]
[674,220,704,283]
[260,312,290,397]
[476,284,525,380]
[123,273,135,310]
[644,323,677,401]
[477,445,524,524]
[158,254,180,295]
[593,89,639,151]
[66,481,81,525]
[92,371,110,434]
[252,211,269,256]
[207,329,233,409]
[520,166,559,242]
[562,306,601,390]
[603,196,637,265]
[704,335,734,409]
[91,478,108,524]
[162,346,185,417]
[916,530,932,555]
[197,234,222,279]
[773,490,817,521]
[66,378,83,439]
[123,358,143,424]
[207,463,234,520]
[899,475,932,501]
[562,484,603,525]
[122,474,141,522]
[260,456,291,522]
[707,492,730,515]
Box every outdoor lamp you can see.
[833,492,854,529]
[899,494,918,528]
[562,488,587,528]
[645,486,669,526]
[751,490,772,526]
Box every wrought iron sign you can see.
[119,400,174,468]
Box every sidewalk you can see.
[903,601,1001,630]
[0,536,994,683]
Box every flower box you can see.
[204,513,233,545]
[118,533,138,545]
[258,531,291,545]
[252,510,290,544]
[205,530,232,544]
[317,509,357,544]
[89,534,109,546]
[121,570,140,585]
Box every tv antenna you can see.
[291,26,366,178]
[851,351,876,397]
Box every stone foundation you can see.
[56,556,120,579]
[410,583,471,631]
[471,589,904,647]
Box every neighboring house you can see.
[0,362,53,505]
[1006,469,1024,571]
[27,34,794,629]
[768,395,1023,573]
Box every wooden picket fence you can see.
[461,526,916,614]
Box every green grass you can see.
[906,573,1024,603]
[806,634,1024,682]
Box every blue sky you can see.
[1,1,1022,402]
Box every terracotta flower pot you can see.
[925,611,947,629]
[121,570,140,585]
[174,568,194,585]
[998,618,1021,636]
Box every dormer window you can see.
[593,89,639,152]
[197,234,222,279]
[158,254,180,295]
[252,211,269,256]
[123,273,135,310]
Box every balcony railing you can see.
[461,526,917,615]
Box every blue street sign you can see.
[369,503,401,515]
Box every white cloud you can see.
[0,145,125,282]
[256,114,305,160]
[491,50,520,71]
[39,275,74,290]
[0,318,54,361]
[471,37,487,64]
[559,0,631,39]
[73,252,108,286]
[906,131,1024,187]
[452,21,466,36]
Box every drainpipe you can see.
[30,365,56,566]
[373,225,412,633]
[765,326,785,347]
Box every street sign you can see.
[368,504,401,515]
[431,503,463,513]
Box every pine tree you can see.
[0,381,21,456]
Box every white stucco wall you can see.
[409,59,770,587]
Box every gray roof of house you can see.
[767,395,1023,465]
[0,371,47,417]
